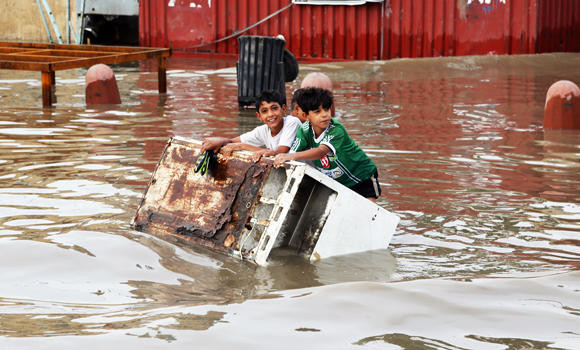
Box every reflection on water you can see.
[0,54,579,347]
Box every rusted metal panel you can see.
[132,137,272,254]
[139,0,579,61]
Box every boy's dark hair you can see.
[256,90,285,109]
[290,88,304,110]
[296,87,333,114]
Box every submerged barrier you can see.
[85,64,121,105]
[544,80,580,130]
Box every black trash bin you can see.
[237,35,287,108]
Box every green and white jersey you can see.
[290,118,377,188]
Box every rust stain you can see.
[171,146,197,163]
[224,234,235,247]
[167,172,187,204]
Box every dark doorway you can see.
[83,15,139,46]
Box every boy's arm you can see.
[201,136,241,153]
[273,144,331,168]
[252,145,290,162]
[221,142,262,156]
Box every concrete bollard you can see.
[543,80,580,129]
[85,64,121,105]
[300,72,333,92]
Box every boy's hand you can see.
[201,137,227,153]
[221,143,239,157]
[252,149,274,163]
[273,153,293,168]
[252,149,266,163]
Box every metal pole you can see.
[66,0,70,43]
[380,0,386,60]
[77,0,86,44]
[36,0,54,43]
[68,21,77,44]
[40,0,64,44]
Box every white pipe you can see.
[40,0,64,44]
[36,0,53,43]
[77,0,86,44]
[68,21,77,43]
[66,0,70,43]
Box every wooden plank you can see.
[50,51,168,70]
[158,56,167,93]
[0,53,74,63]
[50,70,56,104]
[0,61,49,71]
[15,49,116,58]
[0,47,39,54]
[41,71,53,107]
[0,41,162,53]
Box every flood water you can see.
[0,53,579,349]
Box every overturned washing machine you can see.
[132,136,399,265]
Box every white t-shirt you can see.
[240,115,302,150]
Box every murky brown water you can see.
[0,53,579,349]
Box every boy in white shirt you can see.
[201,90,302,162]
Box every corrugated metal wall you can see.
[139,0,580,61]
[537,0,580,53]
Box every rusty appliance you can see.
[132,136,399,265]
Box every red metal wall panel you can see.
[165,1,214,51]
[455,0,511,56]
[332,7,343,59]
[139,0,167,48]
[139,0,579,61]
[387,0,401,58]
[537,0,580,53]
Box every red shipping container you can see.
[139,0,580,61]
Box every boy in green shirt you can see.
[274,87,381,201]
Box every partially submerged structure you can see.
[132,136,399,265]
[0,42,169,107]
